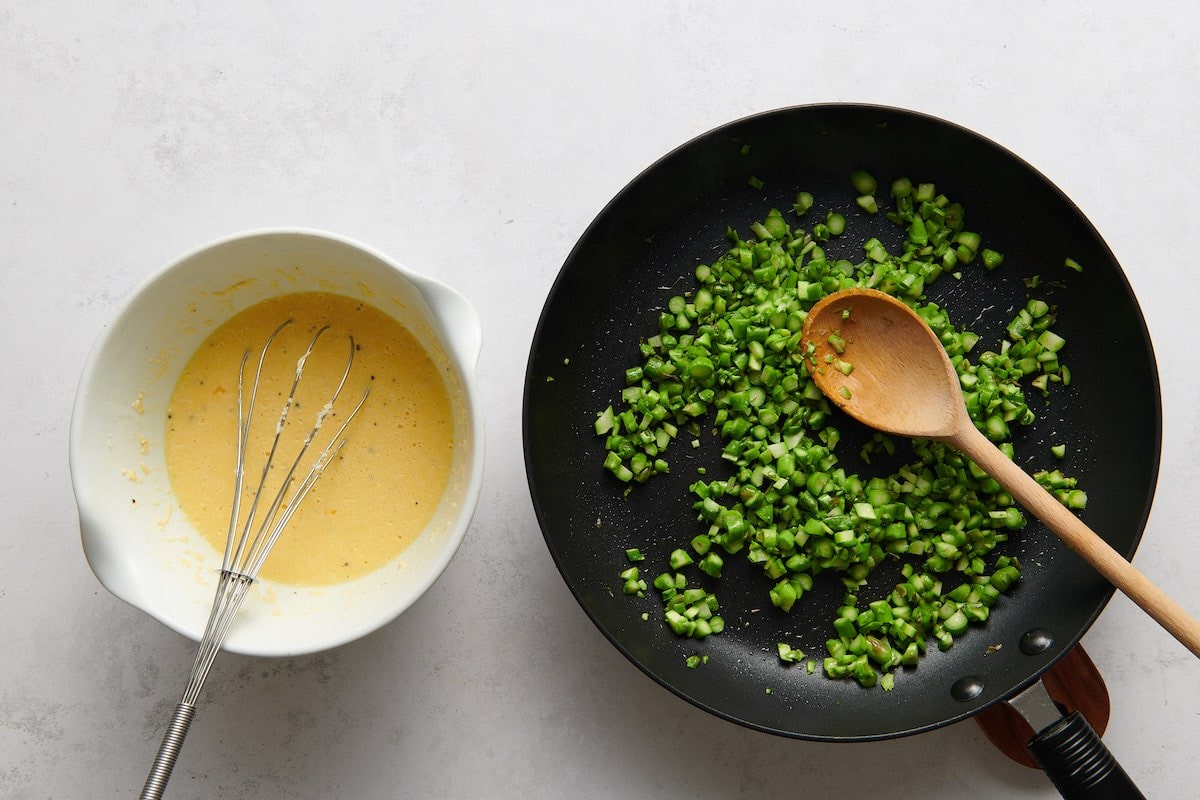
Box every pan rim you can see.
[523,101,1163,742]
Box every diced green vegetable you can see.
[598,171,1080,688]
[850,170,877,195]
[981,249,1004,270]
[669,549,693,569]
[777,642,806,664]
[827,212,847,236]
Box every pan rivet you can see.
[950,676,985,701]
[1019,629,1054,655]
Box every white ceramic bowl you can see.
[69,229,484,657]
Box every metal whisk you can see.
[140,319,368,800]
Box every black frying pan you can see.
[523,105,1161,791]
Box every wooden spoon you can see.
[801,287,1200,658]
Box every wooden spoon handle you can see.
[949,423,1200,659]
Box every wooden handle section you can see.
[950,423,1200,659]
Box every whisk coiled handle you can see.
[139,702,196,800]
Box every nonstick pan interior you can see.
[523,104,1160,741]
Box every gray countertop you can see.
[4,3,1199,798]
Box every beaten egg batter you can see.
[165,291,454,586]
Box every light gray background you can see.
[3,2,1198,798]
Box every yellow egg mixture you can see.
[165,291,454,586]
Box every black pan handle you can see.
[1026,710,1145,800]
